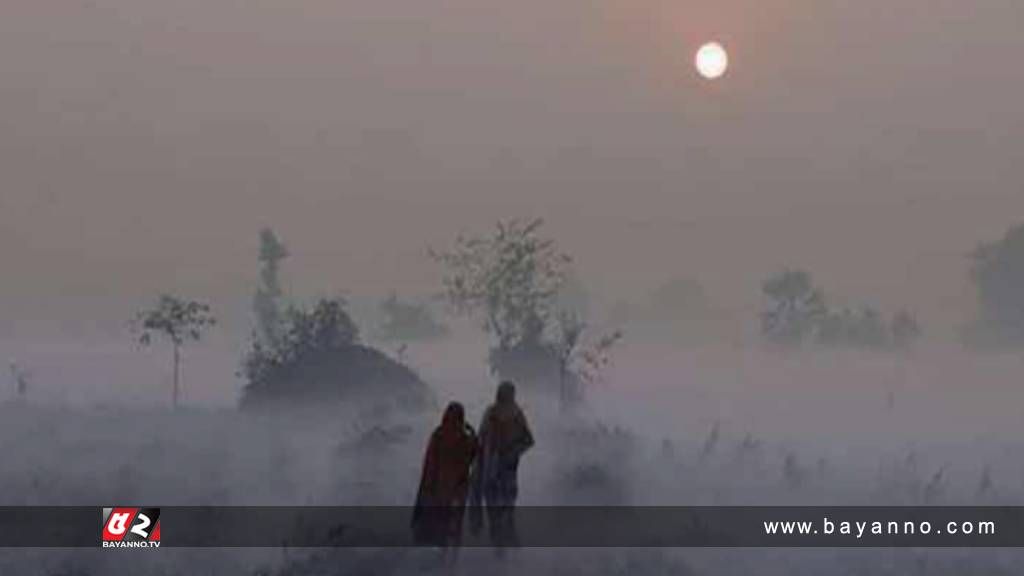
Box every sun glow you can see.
[695,42,729,79]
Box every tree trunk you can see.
[172,343,180,409]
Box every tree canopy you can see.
[131,294,216,408]
[240,298,429,411]
[431,218,571,350]
[761,269,826,346]
[133,295,216,347]
[433,218,619,406]
[761,269,921,351]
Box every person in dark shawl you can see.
[412,402,478,552]
[469,381,534,552]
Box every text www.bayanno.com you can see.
[764,517,996,539]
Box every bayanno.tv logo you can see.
[102,507,161,548]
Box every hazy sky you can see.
[2,0,1022,336]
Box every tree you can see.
[553,311,623,412]
[433,218,619,401]
[242,298,359,394]
[970,223,1024,343]
[132,295,216,408]
[240,298,429,410]
[253,228,289,349]
[761,269,923,352]
[761,269,826,347]
[431,218,571,350]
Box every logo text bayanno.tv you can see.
[102,507,161,548]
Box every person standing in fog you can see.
[412,402,478,557]
[469,381,534,552]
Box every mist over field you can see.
[3,0,1024,574]
[2,333,1024,574]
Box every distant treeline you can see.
[760,268,921,351]
[759,221,1024,351]
[130,220,1024,409]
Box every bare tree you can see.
[554,312,585,411]
[554,311,622,412]
[132,295,216,408]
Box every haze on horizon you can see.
[1,0,1022,337]
[3,7,1024,575]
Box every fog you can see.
[2,0,1024,334]
[2,335,1024,574]
[2,0,1024,574]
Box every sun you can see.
[695,42,728,79]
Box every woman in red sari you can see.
[411,402,478,550]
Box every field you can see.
[0,339,1022,574]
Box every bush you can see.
[240,299,430,411]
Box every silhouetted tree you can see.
[433,218,618,399]
[253,228,289,349]
[431,218,570,350]
[761,269,826,346]
[554,312,585,411]
[241,298,428,410]
[132,295,216,408]
[762,270,916,352]
[969,223,1024,343]
[433,218,568,385]
[243,298,359,387]
[550,311,622,412]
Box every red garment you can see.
[412,404,478,546]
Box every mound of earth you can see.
[239,344,431,412]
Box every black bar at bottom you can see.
[3,506,1024,548]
